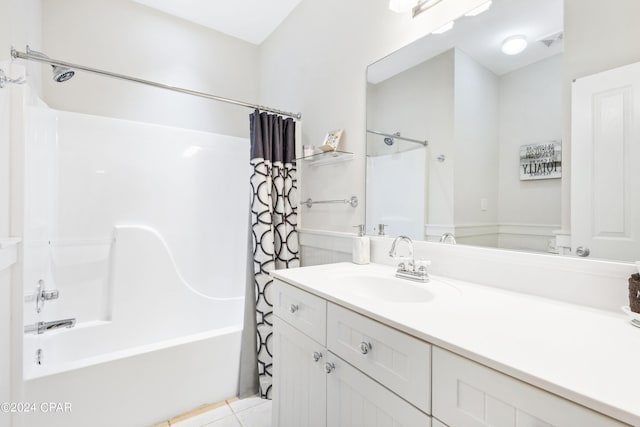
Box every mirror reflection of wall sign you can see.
[519,142,562,180]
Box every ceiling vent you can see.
[538,31,564,48]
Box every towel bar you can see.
[304,196,358,208]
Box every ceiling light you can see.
[501,35,528,55]
[464,1,492,16]
[432,21,454,34]
[412,0,443,18]
[389,0,416,13]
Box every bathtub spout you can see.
[24,318,76,334]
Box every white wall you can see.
[259,0,489,233]
[453,50,499,229]
[498,54,562,227]
[41,0,259,138]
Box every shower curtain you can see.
[246,110,299,399]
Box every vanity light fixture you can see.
[432,20,454,34]
[501,35,528,55]
[410,0,490,19]
[412,0,443,18]
[464,0,492,16]
[389,0,417,13]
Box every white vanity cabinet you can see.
[272,279,432,427]
[272,277,629,427]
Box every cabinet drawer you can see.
[327,303,431,414]
[273,279,326,345]
[432,347,628,427]
[327,352,431,426]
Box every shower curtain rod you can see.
[11,47,302,120]
[366,129,427,146]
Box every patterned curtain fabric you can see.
[249,110,299,399]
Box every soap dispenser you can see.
[352,224,370,265]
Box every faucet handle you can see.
[415,259,431,272]
[396,256,416,272]
[376,224,388,236]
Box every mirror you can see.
[367,0,640,263]
[367,0,640,262]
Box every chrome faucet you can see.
[439,232,457,244]
[24,318,76,335]
[389,235,414,264]
[389,236,429,282]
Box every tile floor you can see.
[171,396,271,427]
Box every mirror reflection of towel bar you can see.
[304,196,358,208]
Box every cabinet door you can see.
[432,347,627,427]
[326,352,431,427]
[273,316,326,427]
[432,419,449,427]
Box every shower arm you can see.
[10,46,302,120]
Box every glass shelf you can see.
[297,150,354,166]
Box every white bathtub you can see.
[24,225,245,380]
[23,325,242,427]
[20,107,250,427]
[21,225,245,427]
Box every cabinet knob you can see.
[312,351,322,362]
[289,304,299,314]
[324,362,335,374]
[359,341,372,355]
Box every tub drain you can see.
[36,348,43,365]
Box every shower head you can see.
[52,65,75,82]
[26,46,75,83]
[384,132,401,146]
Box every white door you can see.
[272,317,326,427]
[571,61,640,261]
[326,352,431,427]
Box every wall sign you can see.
[519,142,562,181]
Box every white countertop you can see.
[271,262,640,426]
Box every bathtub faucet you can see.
[24,318,76,335]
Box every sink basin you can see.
[344,275,435,303]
